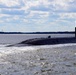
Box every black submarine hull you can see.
[20,37,76,45]
[7,37,76,47]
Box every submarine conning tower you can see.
[75,27,76,37]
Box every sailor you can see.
[48,36,51,38]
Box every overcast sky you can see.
[0,0,76,32]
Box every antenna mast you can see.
[75,21,76,37]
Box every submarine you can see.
[7,27,76,47]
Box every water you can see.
[0,43,76,75]
[0,34,76,75]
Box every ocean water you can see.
[0,34,76,75]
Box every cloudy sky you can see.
[0,0,76,32]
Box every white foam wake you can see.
[0,43,76,55]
